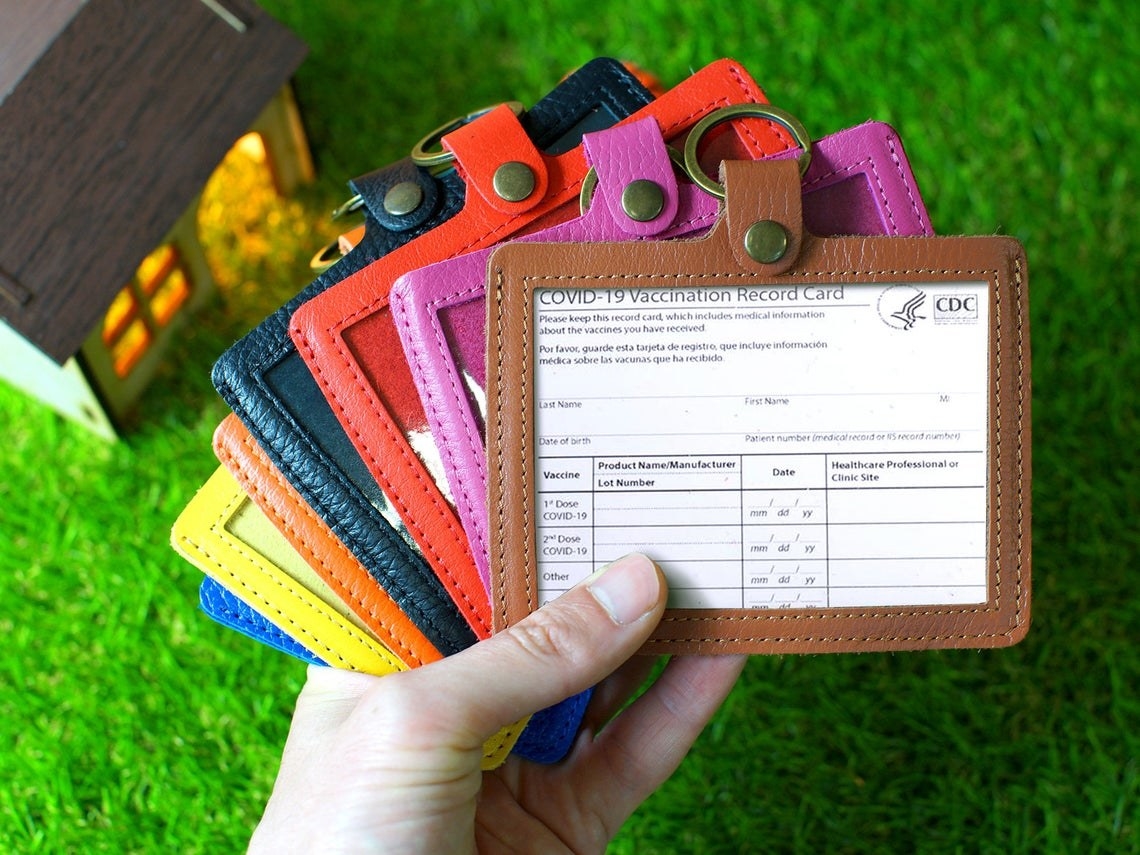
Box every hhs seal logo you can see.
[877,285,927,330]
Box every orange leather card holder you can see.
[213,414,443,668]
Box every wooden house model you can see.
[0,0,312,438]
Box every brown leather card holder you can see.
[487,159,1031,654]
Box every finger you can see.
[275,666,380,765]
[253,666,387,843]
[579,654,659,735]
[568,654,747,835]
[299,664,378,716]
[389,552,667,742]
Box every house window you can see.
[102,244,192,378]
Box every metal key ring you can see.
[330,194,365,221]
[410,101,526,168]
[309,238,345,272]
[682,104,813,200]
[579,145,689,215]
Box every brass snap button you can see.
[493,162,536,202]
[744,220,789,263]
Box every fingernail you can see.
[586,553,660,625]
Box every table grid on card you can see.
[535,451,987,609]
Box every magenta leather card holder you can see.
[390,118,934,582]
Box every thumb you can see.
[397,552,667,739]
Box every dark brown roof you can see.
[0,0,306,363]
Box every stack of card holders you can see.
[172,57,1031,768]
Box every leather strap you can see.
[586,117,681,236]
[448,104,549,215]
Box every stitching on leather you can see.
[238,346,453,645]
[199,589,316,661]
[601,78,645,119]
[478,715,526,770]
[185,531,514,763]
[865,156,900,238]
[442,89,775,262]
[994,265,1004,628]
[411,211,725,584]
[531,72,644,151]
[295,327,492,637]
[523,269,999,282]
[208,434,522,763]
[646,631,1020,643]
[290,87,788,630]
[521,282,534,616]
[180,530,350,667]
[242,335,460,649]
[802,157,875,190]
[198,580,316,659]
[482,718,529,767]
[885,135,930,234]
[322,157,587,330]
[422,285,493,498]
[527,692,589,761]
[1013,256,1026,627]
[724,64,791,155]
[207,483,408,674]
[205,487,381,668]
[221,432,428,665]
[804,155,901,235]
[305,86,778,371]
[509,265,1022,641]
[492,267,515,629]
[764,131,934,240]
[219,186,467,651]
[290,83,788,638]
[211,449,411,669]
[218,436,427,667]
[397,283,491,568]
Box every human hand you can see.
[249,553,747,853]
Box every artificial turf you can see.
[1,1,1137,851]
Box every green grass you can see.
[2,0,1138,851]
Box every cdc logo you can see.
[933,293,980,324]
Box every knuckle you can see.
[505,608,584,666]
[508,618,570,661]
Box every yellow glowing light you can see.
[137,244,178,290]
[103,288,137,345]
[235,132,267,162]
[111,319,151,378]
[150,269,191,326]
